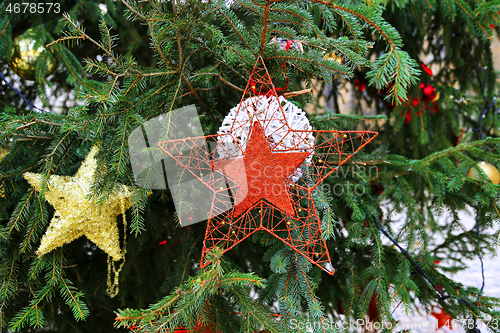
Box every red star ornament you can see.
[158,57,378,274]
[213,121,309,217]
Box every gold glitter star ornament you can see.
[23,147,133,260]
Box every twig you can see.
[189,72,244,92]
[281,88,312,98]
[15,119,61,130]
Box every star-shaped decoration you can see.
[24,146,133,260]
[158,57,377,274]
[213,121,310,217]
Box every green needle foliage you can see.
[1,0,500,332]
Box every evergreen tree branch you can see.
[0,256,18,305]
[312,0,398,48]
[189,72,245,92]
[8,191,34,234]
[293,254,329,333]
[216,5,252,51]
[58,278,88,321]
[9,285,53,331]
[373,215,477,309]
[119,0,147,21]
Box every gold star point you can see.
[24,147,133,261]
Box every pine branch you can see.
[58,278,89,321]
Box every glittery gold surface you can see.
[9,29,55,80]
[23,147,133,260]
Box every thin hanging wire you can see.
[0,71,49,113]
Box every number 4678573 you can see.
[6,2,60,14]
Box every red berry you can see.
[404,112,412,123]
[423,85,435,96]
[159,240,167,245]
[422,84,439,101]
[412,98,419,106]
[434,260,441,264]
[420,63,433,76]
[419,83,425,89]
[491,24,495,28]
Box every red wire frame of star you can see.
[158,57,378,275]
